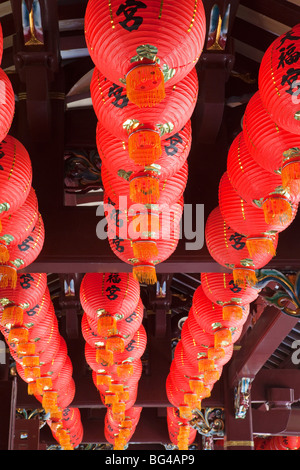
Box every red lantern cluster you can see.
[0,273,83,450]
[255,435,300,451]
[205,25,300,289]
[166,280,248,446]
[0,37,44,286]
[80,272,146,449]
[85,0,206,284]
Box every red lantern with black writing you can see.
[85,0,206,107]
[259,24,300,135]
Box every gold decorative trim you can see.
[18,92,65,101]
[224,440,254,448]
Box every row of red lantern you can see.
[92,66,195,284]
[0,23,45,287]
[255,435,300,451]
[0,273,83,450]
[205,23,300,290]
[84,0,206,284]
[80,272,146,449]
[165,274,251,449]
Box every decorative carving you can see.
[64,149,102,194]
[190,407,225,437]
[22,0,44,45]
[234,377,252,419]
[256,269,300,317]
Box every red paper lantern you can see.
[192,285,250,335]
[205,206,278,287]
[219,171,298,239]
[0,188,39,263]
[85,0,206,107]
[243,91,300,176]
[102,159,188,207]
[39,336,69,380]
[108,224,180,284]
[0,136,32,222]
[227,132,290,207]
[80,272,140,321]
[82,298,143,348]
[201,272,260,306]
[0,272,47,310]
[258,24,300,135]
[1,213,45,288]
[0,69,15,143]
[91,67,197,166]
[96,120,191,181]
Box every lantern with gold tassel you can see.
[85,0,206,107]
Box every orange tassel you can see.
[179,404,193,420]
[96,373,111,386]
[198,358,215,372]
[114,434,127,450]
[1,305,24,328]
[222,303,243,322]
[246,235,276,258]
[203,369,220,384]
[105,392,119,405]
[183,391,198,407]
[117,363,133,379]
[233,267,257,288]
[112,401,126,415]
[128,128,162,165]
[97,314,117,337]
[132,262,157,285]
[36,377,53,393]
[132,239,158,261]
[96,347,114,367]
[0,266,17,288]
[129,170,160,204]
[17,342,36,357]
[109,382,124,394]
[24,366,41,381]
[106,335,125,353]
[214,328,232,348]
[281,155,300,196]
[0,244,9,263]
[27,382,38,395]
[262,194,293,226]
[207,347,225,361]
[22,355,40,368]
[126,61,165,108]
[8,326,29,344]
[189,377,205,395]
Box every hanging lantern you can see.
[243,90,300,176]
[96,120,191,182]
[205,206,278,287]
[219,172,298,248]
[85,0,206,107]
[201,272,260,307]
[0,136,32,227]
[281,148,300,200]
[102,159,188,208]
[0,188,39,263]
[0,272,47,311]
[83,298,143,346]
[258,24,300,135]
[108,224,180,284]
[91,67,198,166]
[0,69,15,143]
[192,285,250,334]
[227,131,293,214]
[0,213,45,288]
[80,272,140,323]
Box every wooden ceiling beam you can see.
[227,306,300,389]
[240,0,300,28]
